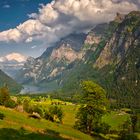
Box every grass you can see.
[102,111,130,130]
[27,98,131,130]
[0,106,93,140]
[1,96,139,140]
[0,128,65,140]
[28,98,79,127]
[61,105,79,127]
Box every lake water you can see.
[20,85,47,94]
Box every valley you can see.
[0,1,140,139]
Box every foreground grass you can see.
[0,106,93,140]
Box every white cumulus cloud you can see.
[0,53,27,62]
[0,0,139,45]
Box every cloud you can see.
[31,45,37,49]
[0,0,139,45]
[3,4,10,8]
[0,53,27,63]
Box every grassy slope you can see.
[35,98,78,127]
[0,106,93,140]
[1,97,139,140]
[31,98,131,130]
[102,111,130,130]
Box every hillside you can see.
[0,106,93,140]
[0,70,22,94]
[0,97,135,140]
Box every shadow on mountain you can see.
[0,127,70,140]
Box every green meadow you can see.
[0,106,93,140]
[0,97,135,140]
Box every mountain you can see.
[62,11,140,108]
[15,33,87,91]
[0,53,27,78]
[15,11,140,108]
[0,69,22,94]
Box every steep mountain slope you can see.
[61,20,119,92]
[62,11,140,108]
[16,33,86,91]
[0,70,22,94]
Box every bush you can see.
[44,106,64,123]
[94,123,111,134]
[32,105,45,117]
[44,110,54,122]
[49,106,64,123]
[4,99,17,108]
[0,112,5,120]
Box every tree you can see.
[0,85,10,105]
[75,80,108,135]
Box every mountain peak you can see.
[114,12,125,23]
[0,53,27,63]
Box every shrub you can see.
[32,105,45,117]
[44,110,54,122]
[44,106,64,123]
[4,99,17,108]
[0,112,5,120]
[49,106,64,123]
[94,122,111,134]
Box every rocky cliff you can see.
[16,33,86,91]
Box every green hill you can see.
[0,106,93,140]
[0,70,22,94]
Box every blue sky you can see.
[0,0,139,58]
[0,0,52,57]
[0,0,52,31]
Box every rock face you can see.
[16,33,86,90]
[50,45,83,63]
[95,12,138,69]
[84,32,101,45]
